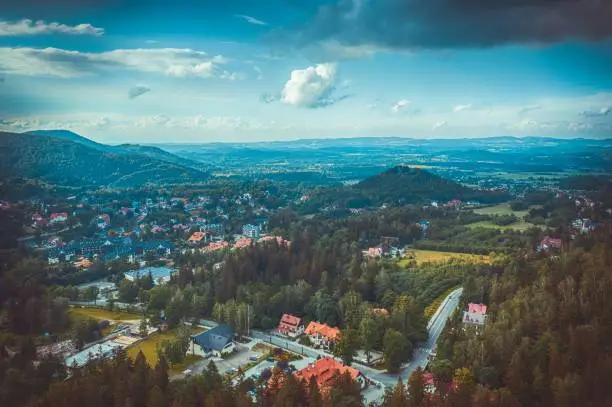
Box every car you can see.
[249,354,259,361]
[183,369,192,376]
[225,368,238,375]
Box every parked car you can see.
[249,354,259,361]
[183,369,192,376]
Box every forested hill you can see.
[356,166,510,204]
[298,166,509,213]
[0,131,208,188]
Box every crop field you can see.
[400,249,491,265]
[69,307,141,322]
[473,203,529,218]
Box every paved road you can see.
[249,287,463,387]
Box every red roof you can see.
[278,314,302,333]
[305,321,340,341]
[541,236,563,249]
[467,303,487,314]
[50,212,68,220]
[294,358,361,394]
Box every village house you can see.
[201,240,229,253]
[242,224,262,238]
[258,235,291,247]
[537,236,563,252]
[304,321,340,349]
[363,247,383,258]
[370,308,389,318]
[49,212,68,224]
[187,324,235,358]
[294,357,366,394]
[277,314,304,338]
[187,231,208,244]
[124,266,176,285]
[74,257,93,270]
[96,214,110,229]
[233,237,253,250]
[462,303,488,326]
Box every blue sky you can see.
[0,0,611,143]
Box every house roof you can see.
[188,232,206,243]
[305,321,340,341]
[191,324,233,351]
[467,303,487,314]
[294,357,361,393]
[371,308,389,317]
[279,314,301,327]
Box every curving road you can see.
[250,287,463,387]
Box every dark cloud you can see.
[259,92,279,104]
[128,85,150,99]
[289,0,612,51]
[581,107,610,118]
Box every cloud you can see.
[0,47,240,79]
[453,103,472,112]
[235,14,267,26]
[432,120,447,130]
[128,85,150,100]
[581,107,610,118]
[253,66,263,80]
[259,92,279,104]
[280,63,345,108]
[289,0,612,52]
[391,99,411,113]
[518,104,542,115]
[0,19,103,36]
[454,104,473,113]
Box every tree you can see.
[384,379,408,407]
[408,367,426,407]
[359,315,379,363]
[430,358,454,385]
[139,319,148,337]
[383,328,410,373]
[333,328,359,366]
[148,385,167,407]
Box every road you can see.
[249,287,463,387]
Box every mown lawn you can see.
[127,327,205,368]
[400,249,491,265]
[69,307,141,322]
[466,220,540,231]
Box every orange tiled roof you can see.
[279,314,301,331]
[304,321,340,341]
[188,232,206,243]
[295,357,361,394]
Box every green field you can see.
[474,203,529,219]
[69,307,141,322]
[466,220,539,231]
[400,249,491,265]
[127,327,204,369]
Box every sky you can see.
[0,0,612,143]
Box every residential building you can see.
[294,357,366,394]
[304,321,340,349]
[124,267,176,285]
[538,236,563,252]
[74,257,93,269]
[277,314,304,338]
[370,308,389,317]
[363,247,383,258]
[49,212,68,224]
[201,241,229,253]
[187,231,207,244]
[96,214,110,229]
[187,324,235,358]
[242,224,262,238]
[258,235,291,247]
[234,237,253,249]
[64,342,122,369]
[462,303,488,326]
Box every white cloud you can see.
[391,99,411,113]
[253,66,263,80]
[0,47,240,79]
[432,120,447,130]
[280,63,343,108]
[0,19,104,37]
[453,103,472,112]
[235,14,267,26]
[518,104,542,115]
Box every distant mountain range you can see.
[1,130,208,188]
[26,130,203,169]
